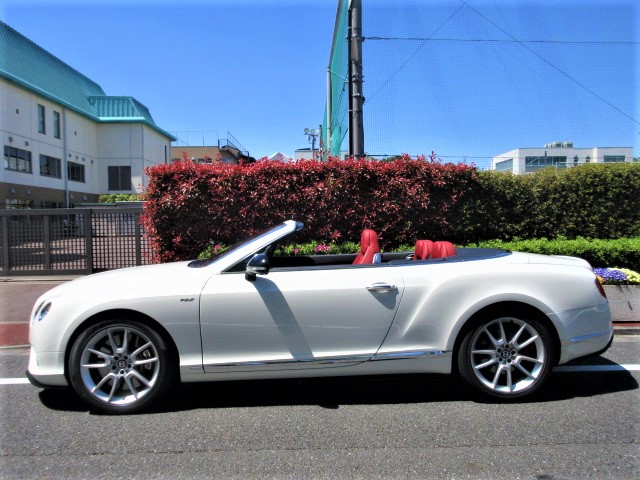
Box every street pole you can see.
[349,0,364,158]
[326,67,332,157]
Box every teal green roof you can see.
[87,96,156,123]
[0,21,175,140]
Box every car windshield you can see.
[188,222,289,268]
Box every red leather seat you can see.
[430,241,456,259]
[413,240,433,260]
[353,229,380,264]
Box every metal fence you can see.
[0,207,153,276]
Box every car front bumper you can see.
[27,346,68,387]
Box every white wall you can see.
[2,79,172,201]
[97,123,170,193]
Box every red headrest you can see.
[413,240,433,260]
[360,229,379,252]
[353,229,380,264]
[431,241,456,259]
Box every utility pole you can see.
[348,0,364,158]
[326,66,332,156]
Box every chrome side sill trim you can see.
[568,330,611,344]
[203,350,448,369]
[204,354,372,369]
[372,350,447,361]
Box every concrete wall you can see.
[1,79,171,206]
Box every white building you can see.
[0,21,175,208]
[267,152,294,162]
[492,142,633,174]
[293,148,347,161]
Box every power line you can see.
[367,37,638,45]
[364,2,638,127]
[460,0,639,126]
[366,3,465,104]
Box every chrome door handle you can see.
[366,283,397,292]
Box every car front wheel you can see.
[458,315,554,399]
[68,319,174,414]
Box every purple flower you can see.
[593,268,628,284]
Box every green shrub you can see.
[457,164,640,242]
[468,237,640,271]
[99,193,144,203]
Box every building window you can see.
[68,161,85,182]
[573,155,579,164]
[108,166,132,191]
[586,155,591,163]
[5,199,35,209]
[40,201,64,209]
[603,155,625,163]
[525,156,567,173]
[39,154,62,178]
[53,111,61,139]
[495,158,513,172]
[38,104,46,134]
[4,146,32,173]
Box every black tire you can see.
[457,314,554,400]
[68,319,175,414]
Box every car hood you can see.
[40,260,207,300]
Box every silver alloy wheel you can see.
[79,325,160,406]
[469,317,546,394]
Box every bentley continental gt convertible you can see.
[27,220,613,413]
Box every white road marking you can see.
[0,364,638,386]
[0,378,30,385]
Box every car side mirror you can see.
[245,254,270,282]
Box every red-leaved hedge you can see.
[142,156,478,262]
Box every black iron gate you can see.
[0,207,153,276]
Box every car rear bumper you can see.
[560,327,614,364]
[556,303,613,364]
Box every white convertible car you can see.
[28,220,613,413]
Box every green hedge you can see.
[144,160,640,262]
[455,164,640,242]
[468,237,640,271]
[98,193,143,203]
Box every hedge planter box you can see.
[604,285,640,322]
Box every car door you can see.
[199,265,405,371]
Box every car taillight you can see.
[595,277,607,298]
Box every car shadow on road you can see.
[37,358,638,414]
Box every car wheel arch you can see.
[63,309,180,384]
[451,301,561,374]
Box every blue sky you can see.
[2,0,638,165]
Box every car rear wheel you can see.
[68,319,174,414]
[458,315,554,399]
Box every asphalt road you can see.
[0,336,638,480]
